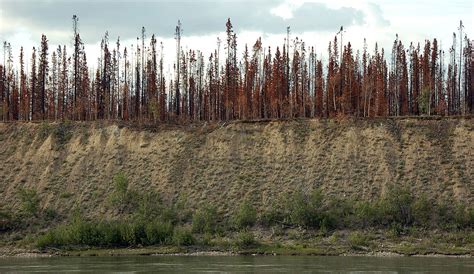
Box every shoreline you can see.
[1,245,472,258]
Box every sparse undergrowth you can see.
[8,174,469,252]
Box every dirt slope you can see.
[0,118,472,217]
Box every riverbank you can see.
[1,119,472,258]
[1,228,472,258]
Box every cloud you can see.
[1,0,368,45]
[367,2,390,27]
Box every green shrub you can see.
[412,195,432,227]
[137,191,163,219]
[52,122,73,149]
[120,221,147,246]
[37,219,162,248]
[233,200,257,229]
[44,207,58,221]
[389,223,404,237]
[69,217,104,246]
[110,172,138,213]
[38,122,52,140]
[234,230,258,249]
[145,221,173,245]
[135,192,189,225]
[453,204,472,228]
[354,201,382,227]
[37,229,65,248]
[260,202,285,227]
[192,205,219,234]
[114,172,128,196]
[469,208,474,227]
[381,185,414,226]
[435,201,453,227]
[172,197,192,224]
[348,231,370,249]
[0,209,12,231]
[59,192,73,199]
[173,227,195,246]
[160,207,179,224]
[17,188,40,217]
[287,190,323,228]
[97,222,124,246]
[323,197,353,230]
[200,233,213,246]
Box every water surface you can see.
[0,255,472,273]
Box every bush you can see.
[38,122,52,140]
[200,233,213,246]
[436,201,453,227]
[160,207,179,225]
[381,185,414,226]
[287,190,323,228]
[52,122,73,149]
[145,221,173,245]
[120,221,147,246]
[234,230,258,249]
[323,197,353,230]
[137,191,163,219]
[469,208,474,227]
[17,188,40,217]
[348,231,370,249]
[260,202,285,227]
[192,205,219,234]
[233,200,257,229]
[69,217,105,246]
[114,172,128,196]
[412,195,432,227]
[44,207,58,221]
[135,192,190,226]
[110,172,138,213]
[37,218,175,248]
[453,204,472,228]
[173,227,195,246]
[354,201,382,227]
[37,229,65,248]
[0,209,12,231]
[97,222,124,246]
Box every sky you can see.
[0,0,472,72]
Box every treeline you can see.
[0,17,473,122]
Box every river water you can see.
[0,255,473,273]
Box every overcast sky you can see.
[0,0,472,71]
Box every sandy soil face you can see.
[0,118,472,218]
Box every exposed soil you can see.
[0,118,473,219]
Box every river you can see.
[0,255,472,273]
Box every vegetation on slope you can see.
[2,173,472,254]
[0,118,472,255]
